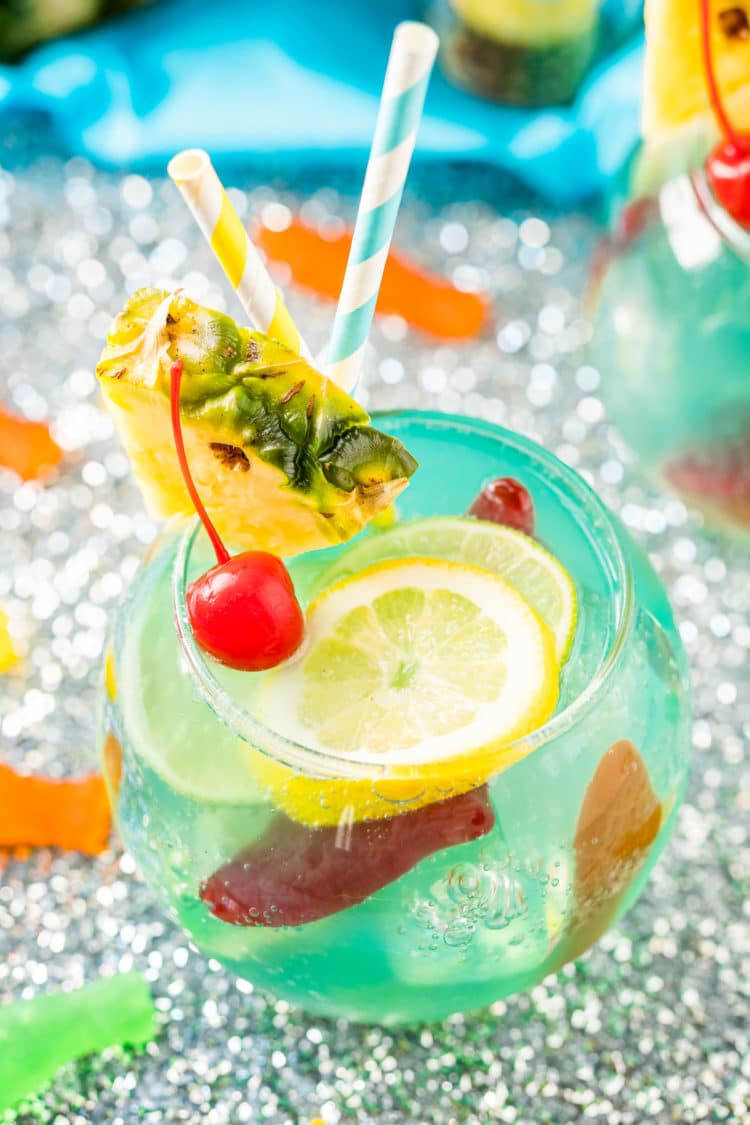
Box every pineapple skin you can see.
[96,289,417,557]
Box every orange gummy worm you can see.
[102,731,123,799]
[0,762,111,855]
[548,739,662,971]
[0,404,63,481]
[254,217,491,341]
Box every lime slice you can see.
[118,561,264,804]
[316,516,577,662]
[262,558,559,766]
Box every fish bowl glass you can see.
[425,0,598,105]
[590,168,750,534]
[100,410,691,1024]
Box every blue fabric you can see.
[0,0,644,203]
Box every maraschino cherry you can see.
[468,476,535,537]
[170,360,304,671]
[701,0,750,225]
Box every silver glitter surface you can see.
[1,140,749,1124]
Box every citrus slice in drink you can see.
[256,558,560,826]
[315,516,577,662]
[118,560,267,805]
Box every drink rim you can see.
[171,409,634,781]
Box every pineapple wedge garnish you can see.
[636,0,750,194]
[97,289,417,556]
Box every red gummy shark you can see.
[201,786,495,928]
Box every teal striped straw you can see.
[326,22,439,394]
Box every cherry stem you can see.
[700,0,747,153]
[170,360,230,566]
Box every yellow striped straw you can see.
[167,149,310,358]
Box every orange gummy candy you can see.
[254,217,491,341]
[102,731,123,800]
[0,762,112,855]
[0,405,63,482]
[549,739,662,971]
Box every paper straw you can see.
[167,149,311,358]
[326,22,438,393]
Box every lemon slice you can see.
[256,558,559,826]
[316,516,577,662]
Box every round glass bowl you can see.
[100,410,691,1024]
[425,0,599,106]
[590,169,750,534]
